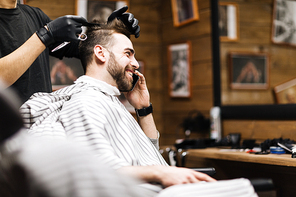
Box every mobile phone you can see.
[130,73,139,91]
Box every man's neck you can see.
[0,0,17,9]
[85,65,117,88]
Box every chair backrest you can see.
[0,84,23,144]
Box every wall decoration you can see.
[168,42,192,98]
[274,78,296,104]
[272,0,296,46]
[76,0,128,23]
[229,52,269,90]
[218,2,239,42]
[171,0,199,27]
[49,57,84,91]
[118,61,145,113]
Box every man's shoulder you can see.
[70,88,108,105]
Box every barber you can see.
[0,1,139,103]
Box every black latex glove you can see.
[36,15,88,47]
[107,6,140,38]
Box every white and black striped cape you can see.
[20,76,168,169]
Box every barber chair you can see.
[0,86,23,144]
[0,86,27,197]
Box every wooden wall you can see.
[160,0,213,145]
[220,0,296,105]
[25,0,76,19]
[219,0,296,144]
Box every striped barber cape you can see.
[20,75,168,169]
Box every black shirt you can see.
[0,3,52,103]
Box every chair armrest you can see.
[191,167,216,176]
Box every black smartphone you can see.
[130,73,139,91]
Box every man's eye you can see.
[125,52,131,56]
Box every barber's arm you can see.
[0,15,87,87]
[125,71,158,139]
[108,6,140,38]
[0,34,46,88]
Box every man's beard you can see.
[107,52,133,92]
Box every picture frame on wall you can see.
[229,52,269,90]
[118,60,145,113]
[171,0,199,27]
[274,78,296,104]
[272,0,296,46]
[49,56,84,91]
[168,42,191,98]
[218,2,239,42]
[76,0,128,23]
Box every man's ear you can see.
[94,45,107,63]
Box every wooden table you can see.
[187,148,296,167]
[184,148,296,197]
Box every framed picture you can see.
[229,52,269,90]
[168,42,192,98]
[219,2,239,42]
[171,0,199,27]
[76,0,128,23]
[49,57,84,91]
[274,78,296,104]
[272,0,296,46]
[118,60,145,113]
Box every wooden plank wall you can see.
[223,120,296,144]
[160,0,213,145]
[220,0,296,105]
[220,0,296,144]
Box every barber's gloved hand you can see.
[36,15,88,47]
[107,6,140,38]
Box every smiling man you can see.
[21,17,214,185]
[20,19,257,196]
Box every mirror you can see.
[211,0,296,120]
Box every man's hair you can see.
[79,19,131,72]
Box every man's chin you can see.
[119,84,133,92]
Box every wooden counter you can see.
[184,148,296,197]
[187,148,296,167]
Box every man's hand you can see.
[108,6,140,38]
[118,165,216,188]
[155,166,216,188]
[36,15,88,47]
[125,71,150,109]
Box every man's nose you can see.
[131,57,139,69]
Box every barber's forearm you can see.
[0,33,46,87]
[137,113,158,139]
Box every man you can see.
[20,17,214,185]
[0,0,139,103]
[20,19,257,196]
